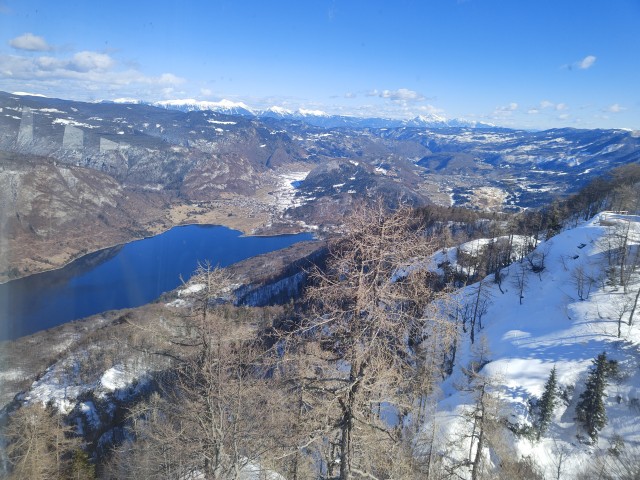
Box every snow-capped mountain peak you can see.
[121,95,494,129]
[297,108,329,117]
[154,98,254,115]
[112,97,142,104]
[266,105,293,115]
[414,112,447,124]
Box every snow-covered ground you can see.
[269,171,310,212]
[431,213,640,478]
[24,352,150,416]
[429,235,537,277]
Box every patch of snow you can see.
[37,108,66,114]
[80,401,101,429]
[207,119,237,125]
[12,91,47,97]
[238,461,287,479]
[178,283,205,297]
[166,298,188,308]
[52,118,98,129]
[100,365,137,393]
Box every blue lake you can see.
[0,225,314,341]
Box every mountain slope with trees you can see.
[1,169,639,478]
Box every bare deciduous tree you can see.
[571,265,596,301]
[288,201,456,479]
[3,403,81,480]
[513,261,529,305]
[111,263,295,480]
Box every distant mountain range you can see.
[109,97,496,130]
[1,89,640,282]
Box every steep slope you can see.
[434,212,640,477]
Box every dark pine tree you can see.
[536,366,558,440]
[575,352,609,443]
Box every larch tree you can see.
[113,263,294,480]
[290,201,456,479]
[3,403,81,480]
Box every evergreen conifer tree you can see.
[575,352,609,443]
[536,366,558,440]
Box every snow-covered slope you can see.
[433,212,640,477]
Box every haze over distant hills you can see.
[1,90,639,282]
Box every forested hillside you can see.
[1,167,639,479]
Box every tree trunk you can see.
[629,287,640,326]
[339,371,355,480]
[470,385,486,480]
[471,421,485,480]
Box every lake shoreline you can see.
[1,216,315,286]
[0,225,315,341]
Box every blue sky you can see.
[0,0,638,130]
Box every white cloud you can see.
[417,104,445,115]
[200,88,213,96]
[157,73,184,85]
[28,52,115,73]
[70,51,114,72]
[578,55,596,69]
[344,92,356,99]
[527,109,539,115]
[538,100,569,111]
[493,102,518,117]
[367,88,425,104]
[9,33,51,51]
[558,113,570,120]
[381,88,425,102]
[607,103,626,113]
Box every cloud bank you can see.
[0,35,185,99]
